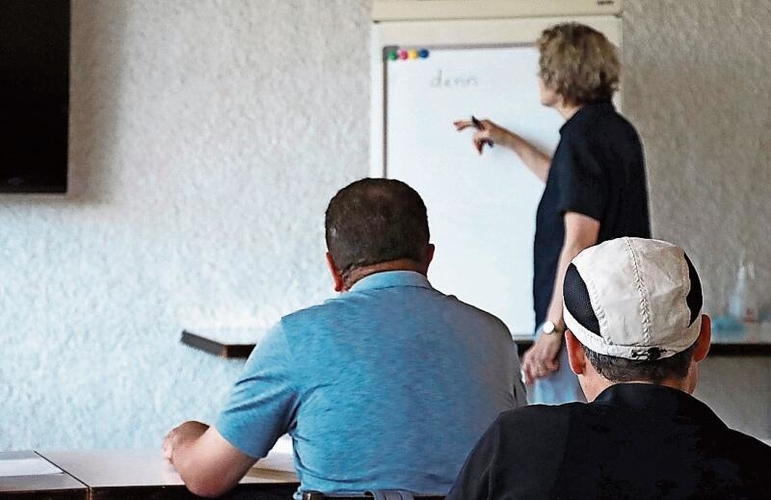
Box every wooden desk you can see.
[0,450,87,499]
[181,329,537,358]
[40,450,299,499]
[182,328,771,360]
[181,329,258,359]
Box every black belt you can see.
[302,491,444,500]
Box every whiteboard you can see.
[371,17,621,335]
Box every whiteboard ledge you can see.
[373,0,622,22]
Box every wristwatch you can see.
[541,320,566,336]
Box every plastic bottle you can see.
[727,262,758,324]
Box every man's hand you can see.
[162,421,209,464]
[521,334,563,385]
[161,421,257,497]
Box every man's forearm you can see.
[165,422,209,485]
[164,423,258,498]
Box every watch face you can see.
[542,321,556,335]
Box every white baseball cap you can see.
[563,237,703,361]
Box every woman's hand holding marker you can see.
[453,116,498,155]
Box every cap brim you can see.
[564,306,702,360]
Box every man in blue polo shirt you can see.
[163,178,525,499]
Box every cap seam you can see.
[585,263,609,342]
[625,237,653,345]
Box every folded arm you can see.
[163,421,258,498]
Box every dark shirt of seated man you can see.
[448,237,771,500]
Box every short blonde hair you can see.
[537,23,620,105]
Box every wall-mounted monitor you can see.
[0,0,71,194]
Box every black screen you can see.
[0,0,71,193]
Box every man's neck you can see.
[584,377,694,402]
[343,259,426,291]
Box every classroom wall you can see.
[623,0,771,438]
[0,0,370,450]
[1,0,769,450]
[624,0,771,317]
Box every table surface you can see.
[42,450,298,488]
[1,450,299,499]
[0,451,87,496]
[182,326,771,359]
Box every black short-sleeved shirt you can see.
[533,101,650,326]
[447,384,771,500]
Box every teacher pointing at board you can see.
[455,22,651,405]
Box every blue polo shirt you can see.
[216,270,524,497]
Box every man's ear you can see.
[565,330,587,376]
[425,244,435,268]
[325,252,344,293]
[693,314,711,362]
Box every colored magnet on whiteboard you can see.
[407,49,418,60]
[397,49,408,60]
[418,48,430,59]
[388,50,398,61]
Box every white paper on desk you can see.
[254,435,295,473]
[0,457,62,477]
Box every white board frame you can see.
[371,16,622,177]
[370,16,622,334]
[372,0,623,22]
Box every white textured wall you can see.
[1,0,369,450]
[1,0,769,450]
[623,0,771,438]
[624,0,771,316]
